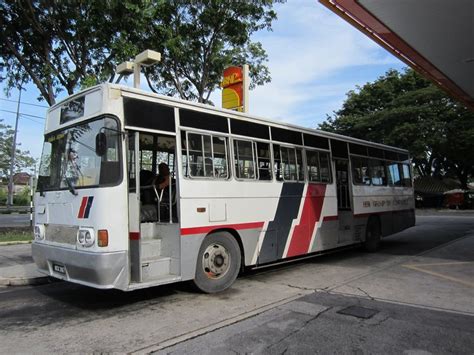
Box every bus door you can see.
[334,159,353,243]
[127,130,180,283]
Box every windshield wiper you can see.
[64,177,78,196]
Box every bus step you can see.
[141,239,162,259]
[141,257,171,282]
[128,274,182,291]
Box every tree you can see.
[0,120,36,179]
[1,1,278,106]
[0,1,156,105]
[319,69,474,189]
[141,1,276,103]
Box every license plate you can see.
[53,264,65,274]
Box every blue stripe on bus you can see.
[83,196,94,218]
[258,182,305,264]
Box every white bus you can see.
[32,83,415,293]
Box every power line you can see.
[20,115,44,125]
[0,109,45,119]
[0,97,49,108]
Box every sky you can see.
[0,1,406,169]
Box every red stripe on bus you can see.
[287,184,327,258]
[78,196,88,218]
[129,232,140,240]
[181,221,264,236]
[323,215,338,221]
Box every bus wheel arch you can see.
[363,215,382,252]
[193,230,242,293]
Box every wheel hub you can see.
[202,243,231,279]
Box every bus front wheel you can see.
[193,232,241,293]
[364,217,381,252]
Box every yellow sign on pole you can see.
[221,65,249,113]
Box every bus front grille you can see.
[45,225,78,245]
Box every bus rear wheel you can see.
[364,217,381,252]
[193,232,241,293]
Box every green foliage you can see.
[142,1,277,103]
[1,0,279,105]
[14,186,31,206]
[320,68,474,189]
[0,187,6,205]
[0,120,36,179]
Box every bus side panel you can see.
[352,184,415,239]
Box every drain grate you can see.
[337,305,379,319]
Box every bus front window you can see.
[38,117,121,191]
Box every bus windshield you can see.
[38,116,121,191]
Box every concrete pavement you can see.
[0,244,49,286]
[0,214,472,353]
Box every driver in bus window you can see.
[65,148,82,186]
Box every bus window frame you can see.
[369,158,388,186]
[38,114,124,192]
[232,137,258,181]
[184,130,230,180]
[350,154,372,186]
[305,148,333,184]
[275,144,304,183]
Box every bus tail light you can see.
[98,230,108,247]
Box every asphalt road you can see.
[0,215,473,353]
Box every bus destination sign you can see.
[60,96,85,124]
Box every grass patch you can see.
[0,229,33,243]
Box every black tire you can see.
[363,217,381,252]
[193,232,241,293]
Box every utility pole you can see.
[7,87,22,207]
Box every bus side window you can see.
[279,146,303,182]
[233,139,256,180]
[185,132,229,179]
[352,156,371,185]
[370,159,387,186]
[306,150,320,182]
[387,161,402,186]
[181,131,188,177]
[212,136,229,179]
[401,163,412,187]
[256,142,272,180]
[307,150,331,183]
[319,152,331,183]
[295,149,304,181]
[273,144,283,181]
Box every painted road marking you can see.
[402,261,474,288]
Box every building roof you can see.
[13,172,31,185]
[320,0,474,110]
[414,176,460,196]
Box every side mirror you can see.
[95,132,107,156]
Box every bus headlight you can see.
[77,228,95,247]
[34,225,45,240]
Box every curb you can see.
[0,241,32,246]
[0,275,51,287]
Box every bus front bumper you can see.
[32,242,128,290]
